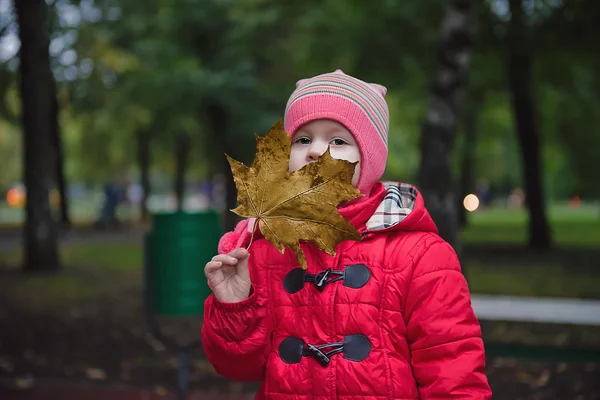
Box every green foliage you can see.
[0,0,598,198]
[474,92,522,187]
[552,72,600,199]
[382,91,425,182]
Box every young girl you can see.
[202,70,492,399]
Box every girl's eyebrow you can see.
[330,130,355,142]
[299,126,313,135]
[325,126,352,136]
[323,125,340,135]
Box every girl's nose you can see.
[306,143,327,162]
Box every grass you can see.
[2,242,143,270]
[461,204,600,247]
[466,262,600,299]
[461,205,600,298]
[64,242,144,270]
[1,205,599,305]
[3,240,598,307]
[0,242,143,309]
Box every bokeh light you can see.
[463,194,480,212]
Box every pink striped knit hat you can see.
[283,69,389,195]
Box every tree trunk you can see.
[206,102,238,233]
[457,90,483,228]
[418,0,475,254]
[174,133,190,212]
[137,131,151,222]
[52,93,70,228]
[507,0,552,249]
[15,0,60,272]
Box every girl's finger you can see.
[211,254,239,265]
[204,260,223,274]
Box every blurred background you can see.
[1,0,599,399]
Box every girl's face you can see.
[289,119,361,186]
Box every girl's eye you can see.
[332,139,347,146]
[295,137,311,145]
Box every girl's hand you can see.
[204,248,251,303]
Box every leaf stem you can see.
[246,218,259,250]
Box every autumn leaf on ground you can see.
[85,367,106,380]
[226,119,362,269]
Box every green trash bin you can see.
[145,210,221,316]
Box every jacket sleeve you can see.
[403,240,491,399]
[201,278,271,381]
[201,241,271,381]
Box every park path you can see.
[472,294,600,325]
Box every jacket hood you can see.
[338,181,438,236]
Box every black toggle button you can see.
[279,334,371,366]
[283,264,370,294]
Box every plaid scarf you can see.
[365,182,417,231]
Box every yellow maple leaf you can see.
[226,119,362,269]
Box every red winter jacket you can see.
[202,182,491,400]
